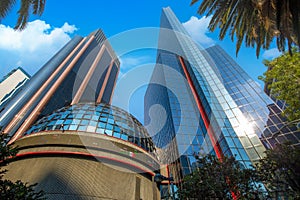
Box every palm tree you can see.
[191,0,300,57]
[0,0,45,30]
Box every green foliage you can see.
[177,155,265,200]
[0,133,18,167]
[255,143,300,199]
[260,48,300,122]
[0,0,45,30]
[178,145,300,199]
[191,0,300,57]
[0,133,45,200]
[0,176,45,200]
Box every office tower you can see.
[144,7,299,183]
[204,46,300,149]
[0,29,119,142]
[0,67,30,107]
[3,30,160,199]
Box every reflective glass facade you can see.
[203,46,300,149]
[1,30,120,143]
[25,103,156,153]
[145,7,298,182]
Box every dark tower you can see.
[0,30,120,143]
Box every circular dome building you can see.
[25,103,156,153]
[4,103,161,200]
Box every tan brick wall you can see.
[4,156,159,200]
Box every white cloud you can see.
[0,20,77,77]
[119,55,153,71]
[61,22,77,33]
[262,48,281,59]
[182,16,215,47]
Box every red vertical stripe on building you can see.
[178,56,239,199]
[178,56,223,160]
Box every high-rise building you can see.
[204,46,300,149]
[3,30,160,199]
[0,67,30,108]
[0,30,120,142]
[144,7,299,184]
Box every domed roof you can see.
[24,103,155,152]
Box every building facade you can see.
[4,103,160,199]
[3,30,160,199]
[0,29,120,142]
[204,45,300,149]
[144,7,299,183]
[0,67,30,108]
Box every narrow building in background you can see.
[0,67,30,108]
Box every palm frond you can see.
[290,0,300,46]
[14,0,31,30]
[32,0,45,15]
[193,0,300,57]
[0,0,17,18]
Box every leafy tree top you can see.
[178,154,265,200]
[260,48,300,123]
[255,143,300,199]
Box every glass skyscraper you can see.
[144,7,299,182]
[204,46,300,149]
[0,29,120,143]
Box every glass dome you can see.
[24,103,155,152]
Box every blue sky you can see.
[0,0,281,123]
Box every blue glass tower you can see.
[203,46,300,149]
[144,7,298,182]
